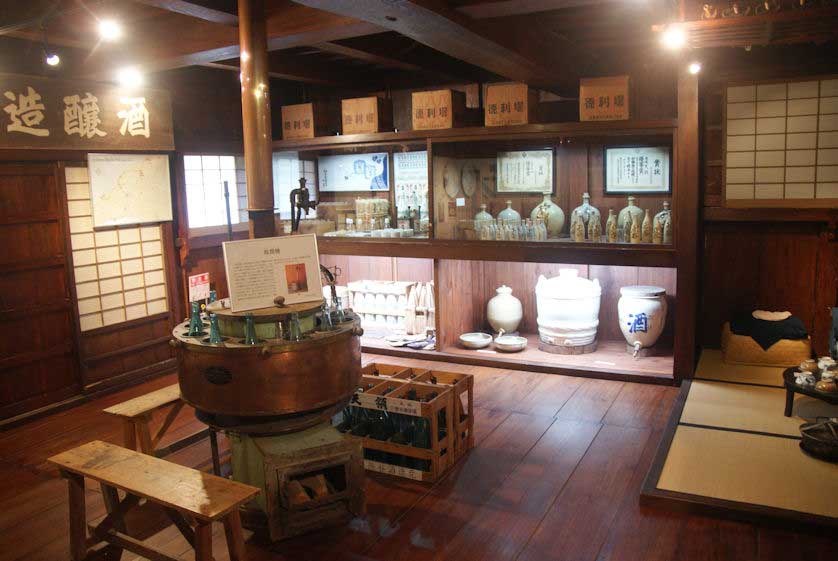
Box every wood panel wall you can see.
[435,260,676,350]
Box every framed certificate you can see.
[604,146,671,194]
[496,149,553,193]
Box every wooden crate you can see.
[484,82,539,126]
[280,102,331,139]
[579,75,630,121]
[411,89,469,130]
[342,363,474,482]
[341,96,393,135]
[414,370,474,456]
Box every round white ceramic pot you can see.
[535,269,601,347]
[618,285,667,350]
[487,285,523,333]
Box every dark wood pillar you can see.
[674,70,699,381]
[238,0,275,238]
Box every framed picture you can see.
[222,234,322,312]
[496,149,553,193]
[317,152,389,192]
[604,146,671,194]
[88,153,173,228]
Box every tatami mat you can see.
[681,381,838,437]
[658,425,838,519]
[694,349,785,387]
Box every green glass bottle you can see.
[208,313,223,344]
[289,313,303,341]
[334,297,346,323]
[319,302,334,331]
[187,301,204,336]
[243,313,258,345]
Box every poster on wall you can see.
[604,146,671,194]
[394,151,428,218]
[222,234,322,312]
[87,153,173,228]
[318,152,389,192]
[496,150,553,193]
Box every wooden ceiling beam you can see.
[127,1,239,25]
[292,0,571,94]
[203,53,363,86]
[455,0,612,19]
[312,41,423,72]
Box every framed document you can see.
[88,153,173,228]
[496,149,553,193]
[604,146,671,194]
[222,234,322,312]
[317,152,389,192]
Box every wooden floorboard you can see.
[0,354,835,561]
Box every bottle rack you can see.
[337,362,474,482]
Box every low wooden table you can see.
[48,440,260,561]
[782,367,838,416]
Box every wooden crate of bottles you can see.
[335,363,474,482]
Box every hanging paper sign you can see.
[318,153,389,192]
[0,73,173,150]
[579,75,630,122]
[188,273,211,303]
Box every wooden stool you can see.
[48,440,260,561]
[103,384,220,473]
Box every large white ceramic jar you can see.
[618,285,667,353]
[535,269,601,347]
[487,285,523,333]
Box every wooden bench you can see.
[48,440,260,561]
[103,384,220,473]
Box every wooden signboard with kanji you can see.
[579,75,630,121]
[341,96,393,135]
[280,102,330,139]
[411,89,468,130]
[0,73,173,150]
[484,83,538,127]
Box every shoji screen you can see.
[65,167,169,331]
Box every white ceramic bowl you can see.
[459,332,492,349]
[494,335,528,352]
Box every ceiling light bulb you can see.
[99,19,123,41]
[688,62,702,75]
[661,24,686,50]
[116,67,143,88]
[45,53,60,66]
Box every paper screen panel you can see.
[725,77,838,207]
[65,167,169,331]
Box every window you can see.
[184,155,247,229]
[273,152,316,219]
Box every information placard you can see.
[222,234,322,312]
[188,273,210,303]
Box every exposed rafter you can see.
[128,0,239,25]
[313,41,423,72]
[292,0,572,94]
[455,0,611,19]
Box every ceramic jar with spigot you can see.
[487,285,523,334]
[618,285,667,357]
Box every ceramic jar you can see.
[487,285,523,333]
[530,194,565,237]
[497,201,521,224]
[570,193,600,242]
[535,269,601,347]
[617,196,644,242]
[475,204,493,231]
[618,285,667,354]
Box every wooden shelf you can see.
[273,120,677,151]
[704,206,837,223]
[318,237,676,267]
[362,334,674,384]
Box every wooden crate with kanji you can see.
[341,96,393,135]
[280,102,331,139]
[411,89,471,130]
[484,82,539,126]
[341,378,456,482]
[413,369,474,457]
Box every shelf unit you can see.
[278,77,699,384]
